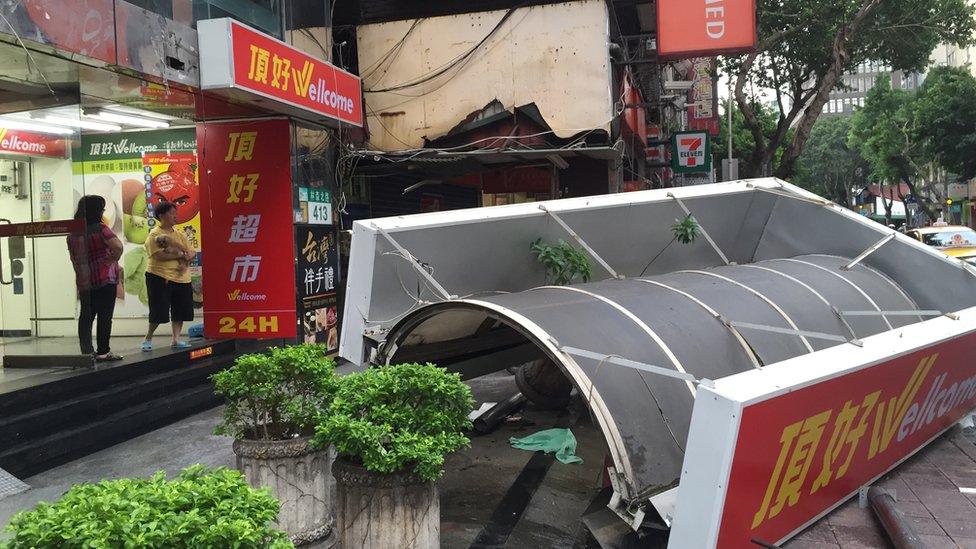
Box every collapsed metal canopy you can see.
[342,179,976,526]
[379,254,922,509]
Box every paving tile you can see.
[828,524,888,547]
[937,518,976,539]
[924,499,976,521]
[953,537,976,549]
[792,521,837,542]
[782,540,840,549]
[901,470,957,490]
[876,477,919,502]
[918,534,960,548]
[825,502,873,527]
[904,515,947,536]
[918,534,958,549]
[895,499,933,518]
[914,486,972,506]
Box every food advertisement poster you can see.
[72,129,201,318]
[296,225,340,352]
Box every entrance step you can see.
[0,340,240,479]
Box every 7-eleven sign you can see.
[671,130,711,174]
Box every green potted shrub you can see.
[2,465,292,548]
[212,344,337,546]
[313,362,474,549]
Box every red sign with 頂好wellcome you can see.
[227,20,363,127]
[198,119,297,339]
[657,0,757,59]
[716,331,976,546]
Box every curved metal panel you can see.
[714,264,851,351]
[773,258,894,330]
[650,271,812,365]
[799,254,920,327]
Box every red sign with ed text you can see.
[717,331,976,546]
[657,0,757,59]
[0,128,67,159]
[198,119,297,339]
[221,20,363,127]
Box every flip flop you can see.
[172,341,191,349]
[95,353,124,362]
[141,341,153,352]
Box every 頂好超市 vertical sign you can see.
[199,120,296,339]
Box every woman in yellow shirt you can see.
[142,202,196,351]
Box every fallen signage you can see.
[670,307,976,547]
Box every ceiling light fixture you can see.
[40,115,121,132]
[89,110,170,129]
[0,118,73,135]
[101,105,174,121]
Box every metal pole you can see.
[727,77,733,164]
[868,487,924,549]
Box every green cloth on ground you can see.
[509,428,583,464]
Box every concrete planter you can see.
[332,458,439,549]
[234,436,335,546]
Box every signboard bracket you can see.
[843,233,896,271]
[539,205,621,279]
[667,193,731,265]
[374,225,455,301]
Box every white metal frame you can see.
[669,305,976,548]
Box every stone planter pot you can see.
[332,458,439,549]
[234,436,335,546]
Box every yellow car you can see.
[906,225,976,265]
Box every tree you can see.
[849,75,937,220]
[793,116,868,207]
[713,99,792,179]
[912,65,976,180]
[726,0,976,180]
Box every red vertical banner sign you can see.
[198,119,297,339]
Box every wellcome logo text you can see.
[750,352,975,529]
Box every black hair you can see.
[155,201,177,218]
[74,195,106,225]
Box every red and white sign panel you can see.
[198,119,297,339]
[0,219,83,238]
[687,58,721,137]
[670,311,976,547]
[198,18,363,128]
[657,0,757,59]
[0,128,67,158]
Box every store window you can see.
[0,43,201,346]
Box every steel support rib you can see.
[667,193,731,265]
[774,258,894,330]
[533,285,696,395]
[808,254,924,323]
[539,205,620,279]
[678,270,816,353]
[634,278,762,369]
[740,264,861,342]
[843,233,896,270]
[374,225,454,300]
